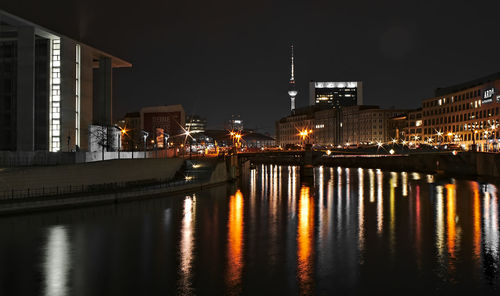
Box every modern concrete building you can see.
[0,10,131,152]
[422,72,500,151]
[309,81,363,107]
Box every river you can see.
[0,165,499,295]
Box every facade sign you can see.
[483,87,495,104]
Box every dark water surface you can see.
[1,165,500,295]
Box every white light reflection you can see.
[346,168,351,220]
[179,195,196,294]
[483,184,499,262]
[426,174,435,183]
[411,172,421,180]
[261,164,266,199]
[290,166,297,218]
[44,226,71,296]
[369,169,375,203]
[318,165,331,268]
[250,168,257,220]
[358,168,365,250]
[435,186,445,263]
[401,172,408,197]
[337,167,343,231]
[377,169,383,234]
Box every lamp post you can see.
[141,130,149,158]
[490,122,499,152]
[447,132,453,145]
[436,131,443,145]
[467,123,479,151]
[114,125,124,159]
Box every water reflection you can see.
[377,169,384,234]
[483,184,499,271]
[227,190,244,292]
[415,185,422,269]
[390,172,397,251]
[435,185,445,264]
[4,164,500,295]
[472,182,481,262]
[179,195,196,295]
[402,172,408,197]
[297,186,314,294]
[369,169,375,203]
[358,168,365,251]
[446,184,458,272]
[44,226,71,296]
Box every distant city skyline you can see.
[3,1,500,133]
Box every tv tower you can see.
[288,45,297,112]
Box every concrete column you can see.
[60,38,76,152]
[80,46,93,151]
[93,57,112,126]
[16,26,35,151]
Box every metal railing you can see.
[0,177,202,203]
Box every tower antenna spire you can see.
[288,44,298,112]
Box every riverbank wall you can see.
[0,159,231,215]
[0,158,184,193]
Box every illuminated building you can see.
[313,108,342,146]
[0,10,131,152]
[140,105,185,145]
[342,105,407,145]
[185,115,206,134]
[226,114,243,132]
[288,45,298,112]
[276,106,316,147]
[422,72,500,151]
[387,109,423,143]
[309,81,363,107]
[115,112,141,150]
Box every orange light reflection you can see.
[227,190,244,291]
[297,186,314,294]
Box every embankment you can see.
[316,152,500,178]
[0,159,231,215]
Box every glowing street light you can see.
[298,128,312,147]
[141,130,149,158]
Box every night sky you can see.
[3,0,500,133]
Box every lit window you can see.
[50,38,62,152]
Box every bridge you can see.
[232,149,500,179]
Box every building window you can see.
[50,38,61,152]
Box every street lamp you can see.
[141,130,149,158]
[436,131,443,145]
[298,129,312,148]
[163,133,170,149]
[467,123,479,151]
[490,122,499,152]
[447,132,453,144]
[114,125,127,159]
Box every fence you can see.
[0,177,200,202]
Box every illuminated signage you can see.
[315,81,358,88]
[483,87,495,104]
